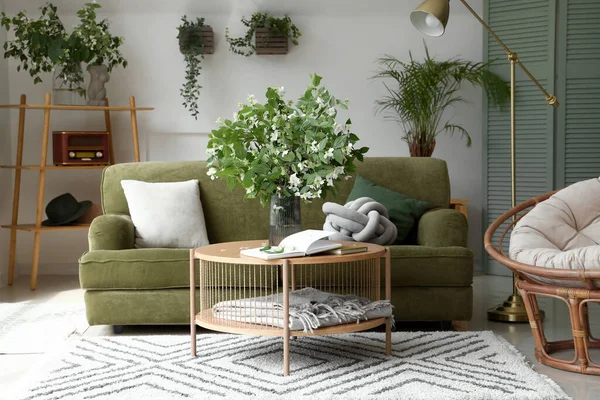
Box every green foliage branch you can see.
[206,74,369,205]
[1,2,126,92]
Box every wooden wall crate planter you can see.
[180,27,214,55]
[255,28,288,55]
[200,27,215,54]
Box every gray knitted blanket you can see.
[212,287,393,333]
[323,197,398,245]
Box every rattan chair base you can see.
[484,190,600,376]
[517,279,600,375]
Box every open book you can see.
[240,230,342,260]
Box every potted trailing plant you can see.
[226,12,301,56]
[206,73,368,245]
[373,44,510,157]
[177,16,213,119]
[1,2,126,105]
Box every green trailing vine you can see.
[226,12,301,57]
[177,16,209,119]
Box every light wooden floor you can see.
[1,275,600,399]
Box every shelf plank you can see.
[1,223,91,232]
[0,165,108,170]
[0,104,153,111]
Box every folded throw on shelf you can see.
[211,287,393,333]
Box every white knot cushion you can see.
[509,177,600,287]
[323,197,398,245]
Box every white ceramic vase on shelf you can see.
[87,64,110,106]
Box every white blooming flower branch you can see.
[206,74,369,205]
[1,3,126,87]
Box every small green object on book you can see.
[260,246,285,254]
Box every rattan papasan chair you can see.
[485,177,600,375]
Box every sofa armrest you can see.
[417,208,468,247]
[88,214,135,251]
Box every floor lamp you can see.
[410,0,559,322]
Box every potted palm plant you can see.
[374,44,510,157]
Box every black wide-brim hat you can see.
[42,193,93,226]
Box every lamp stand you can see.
[410,0,558,323]
[455,0,558,323]
[486,56,529,322]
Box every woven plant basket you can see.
[179,26,214,55]
[255,27,288,55]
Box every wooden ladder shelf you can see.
[0,93,153,290]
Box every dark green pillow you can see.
[347,175,430,244]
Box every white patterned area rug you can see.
[12,331,569,400]
[0,301,86,354]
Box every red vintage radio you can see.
[52,131,110,166]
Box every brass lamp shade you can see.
[410,0,450,37]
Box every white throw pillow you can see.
[120,179,209,248]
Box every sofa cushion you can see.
[121,179,209,248]
[79,249,276,290]
[347,175,430,244]
[386,245,473,287]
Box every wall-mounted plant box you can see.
[200,27,215,54]
[179,26,214,55]
[255,28,288,55]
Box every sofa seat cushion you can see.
[387,245,473,287]
[79,249,276,290]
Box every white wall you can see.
[2,0,485,278]
[0,0,11,287]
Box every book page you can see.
[305,240,342,255]
[278,230,333,253]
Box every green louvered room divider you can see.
[483,0,600,275]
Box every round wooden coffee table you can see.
[190,240,391,376]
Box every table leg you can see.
[190,249,196,357]
[385,248,392,356]
[283,259,290,376]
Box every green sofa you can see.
[79,157,473,329]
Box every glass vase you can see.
[269,194,302,246]
[52,63,86,105]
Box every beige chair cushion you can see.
[510,177,600,287]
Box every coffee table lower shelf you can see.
[196,309,387,337]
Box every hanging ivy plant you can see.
[226,12,301,57]
[177,16,211,119]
